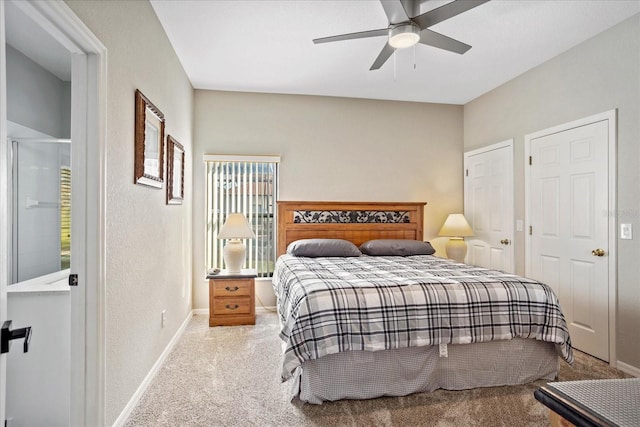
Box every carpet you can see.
[124,313,630,426]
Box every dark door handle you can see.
[69,273,78,286]
[1,320,32,354]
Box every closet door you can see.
[464,140,514,272]
[528,119,610,361]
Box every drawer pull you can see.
[225,304,240,310]
[225,286,239,292]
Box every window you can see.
[60,166,71,270]
[205,155,280,277]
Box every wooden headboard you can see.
[277,201,426,256]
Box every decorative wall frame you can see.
[134,89,165,188]
[166,135,185,205]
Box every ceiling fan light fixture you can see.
[388,23,420,49]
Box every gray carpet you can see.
[124,313,630,427]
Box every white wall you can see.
[6,45,70,139]
[193,91,464,309]
[464,14,640,370]
[64,1,194,424]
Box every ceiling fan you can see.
[313,0,489,70]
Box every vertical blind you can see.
[205,155,279,277]
[60,167,71,270]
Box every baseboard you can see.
[617,360,640,377]
[112,311,194,427]
[192,308,208,315]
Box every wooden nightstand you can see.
[208,269,256,327]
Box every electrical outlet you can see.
[621,224,633,239]
[161,310,166,328]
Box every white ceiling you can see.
[150,0,640,105]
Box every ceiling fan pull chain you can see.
[413,45,417,70]
[393,51,397,81]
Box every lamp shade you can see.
[438,214,474,237]
[217,213,256,239]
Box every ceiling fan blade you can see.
[400,0,421,19]
[370,43,396,70]
[380,0,409,24]
[413,0,490,29]
[313,28,387,44]
[419,29,472,54]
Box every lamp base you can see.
[445,237,467,263]
[223,239,246,274]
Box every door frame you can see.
[0,2,8,423]
[524,109,617,367]
[464,139,515,273]
[0,1,107,425]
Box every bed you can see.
[273,201,573,404]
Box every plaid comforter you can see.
[273,254,573,381]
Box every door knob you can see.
[500,239,511,245]
[1,320,32,354]
[591,248,606,257]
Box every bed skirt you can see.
[292,338,559,404]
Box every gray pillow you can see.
[286,239,362,258]
[359,239,436,256]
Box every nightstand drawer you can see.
[212,297,251,315]
[212,279,252,297]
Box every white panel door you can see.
[529,120,609,361]
[464,140,514,272]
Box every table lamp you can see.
[217,213,256,273]
[438,213,474,263]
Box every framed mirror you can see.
[166,135,185,205]
[134,89,164,188]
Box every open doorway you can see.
[1,1,107,425]
[4,2,73,424]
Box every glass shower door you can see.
[10,138,71,284]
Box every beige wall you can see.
[193,91,463,309]
[464,15,640,370]
[65,1,193,424]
